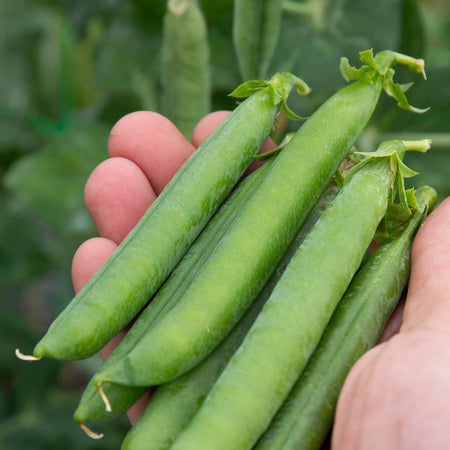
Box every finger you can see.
[127,390,153,426]
[71,237,125,360]
[401,197,450,334]
[192,110,277,174]
[191,111,232,148]
[108,111,195,195]
[71,237,118,294]
[72,237,153,423]
[376,298,405,344]
[84,157,156,244]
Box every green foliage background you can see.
[1,0,448,448]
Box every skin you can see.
[72,110,450,447]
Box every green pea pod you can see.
[161,0,211,140]
[121,183,339,450]
[73,155,278,426]
[169,141,429,450]
[93,50,427,389]
[30,72,302,361]
[255,184,438,450]
[233,0,283,80]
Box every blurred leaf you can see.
[4,121,109,236]
[404,149,450,199]
[0,198,52,292]
[270,0,402,95]
[94,16,161,112]
[0,391,129,450]
[399,0,426,57]
[0,117,43,177]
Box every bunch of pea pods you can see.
[17,1,436,449]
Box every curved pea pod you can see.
[30,72,303,361]
[255,184,438,450]
[233,0,283,80]
[93,50,427,389]
[73,155,277,427]
[161,0,210,140]
[169,140,430,450]
[121,183,339,450]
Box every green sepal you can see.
[229,80,269,98]
[383,69,430,114]
[399,82,414,93]
[229,74,310,116]
[339,57,369,82]
[373,50,397,75]
[376,202,413,238]
[414,185,439,224]
[255,132,295,161]
[376,185,437,238]
[406,188,420,212]
[281,100,307,121]
[360,49,378,70]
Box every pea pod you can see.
[73,156,278,426]
[31,72,304,361]
[169,141,429,450]
[233,0,283,80]
[94,50,426,389]
[161,0,211,140]
[255,184,438,450]
[121,183,339,450]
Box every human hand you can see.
[72,110,450,445]
[332,196,450,449]
[70,111,275,424]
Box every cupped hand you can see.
[71,110,450,446]
[70,111,275,424]
[332,196,450,449]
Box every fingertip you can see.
[411,196,450,259]
[192,110,277,175]
[192,111,232,148]
[108,111,195,194]
[402,196,450,333]
[72,237,118,294]
[84,157,156,244]
[127,390,153,426]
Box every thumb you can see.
[400,196,450,334]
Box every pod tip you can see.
[79,423,104,440]
[97,384,112,412]
[15,348,41,361]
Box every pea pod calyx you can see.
[348,138,430,211]
[340,49,429,113]
[229,72,310,120]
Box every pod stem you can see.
[401,139,431,152]
[79,423,104,440]
[282,0,325,30]
[168,0,196,16]
[15,348,41,361]
[97,384,112,412]
[393,52,426,79]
